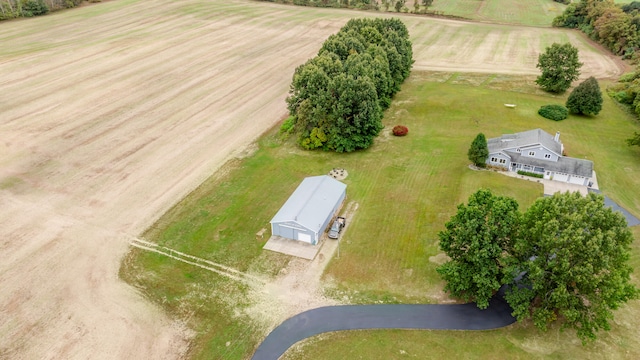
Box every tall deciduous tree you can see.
[506,192,638,342]
[328,73,383,152]
[437,189,520,309]
[566,76,603,115]
[536,43,583,93]
[468,133,489,167]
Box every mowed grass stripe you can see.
[429,0,567,27]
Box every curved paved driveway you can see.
[252,295,515,360]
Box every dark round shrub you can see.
[392,125,409,136]
[538,104,568,121]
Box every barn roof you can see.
[270,175,346,233]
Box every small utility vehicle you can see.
[328,216,346,239]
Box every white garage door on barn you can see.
[297,233,311,243]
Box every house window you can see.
[516,148,521,153]
[528,151,535,156]
[544,154,551,159]
[491,157,498,162]
[499,159,506,164]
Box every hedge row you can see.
[518,170,544,179]
[0,0,84,21]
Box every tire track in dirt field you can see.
[0,1,625,359]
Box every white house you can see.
[270,175,346,245]
[486,129,594,186]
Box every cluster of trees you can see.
[553,0,640,58]
[285,18,413,152]
[608,67,640,119]
[259,0,435,14]
[438,189,637,342]
[0,0,83,20]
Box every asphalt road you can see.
[251,295,515,360]
[589,189,640,227]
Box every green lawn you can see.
[283,73,640,359]
[121,71,640,359]
[429,0,566,27]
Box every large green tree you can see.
[536,43,583,93]
[285,18,413,152]
[437,189,520,309]
[327,74,383,152]
[468,133,489,167]
[566,76,603,115]
[506,192,638,342]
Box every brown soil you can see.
[0,1,347,358]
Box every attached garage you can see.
[270,175,347,245]
[568,175,585,185]
[553,173,569,182]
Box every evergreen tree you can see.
[566,76,603,115]
[468,133,489,167]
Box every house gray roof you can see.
[505,151,593,177]
[487,128,562,155]
[270,175,346,233]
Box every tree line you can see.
[438,189,638,342]
[258,0,437,14]
[553,0,640,58]
[285,18,413,152]
[553,2,640,148]
[0,0,83,20]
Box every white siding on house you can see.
[487,152,510,168]
[518,145,559,162]
[554,173,569,182]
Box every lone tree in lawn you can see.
[437,189,520,309]
[506,192,638,342]
[536,43,582,93]
[468,133,489,167]
[566,76,603,115]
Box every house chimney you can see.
[554,131,560,142]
